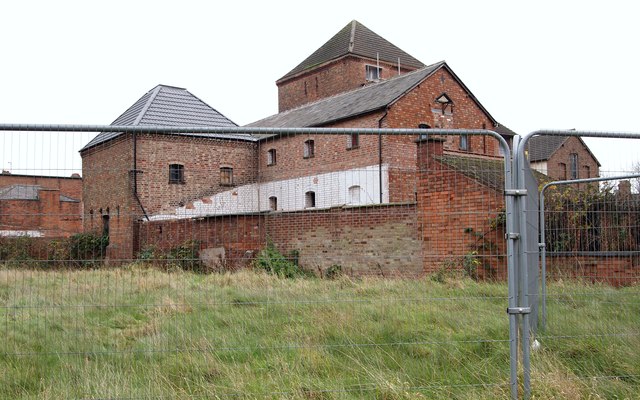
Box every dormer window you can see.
[365,65,382,81]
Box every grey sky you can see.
[1,0,639,173]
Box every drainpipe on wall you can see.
[378,109,388,204]
[132,132,149,221]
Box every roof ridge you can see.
[276,62,445,115]
[348,20,356,53]
[133,85,163,126]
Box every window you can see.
[349,185,361,204]
[418,123,430,140]
[459,135,469,151]
[347,133,359,149]
[267,149,277,166]
[269,196,278,211]
[583,165,591,179]
[304,139,315,158]
[365,65,382,81]
[169,164,185,184]
[220,167,233,186]
[570,153,578,179]
[305,191,316,208]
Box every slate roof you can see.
[251,62,445,130]
[494,124,517,137]
[527,135,601,166]
[528,135,568,162]
[279,20,425,82]
[81,85,248,151]
[437,155,551,192]
[0,185,79,202]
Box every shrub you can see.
[68,232,108,267]
[324,264,343,280]
[137,241,206,273]
[253,243,309,278]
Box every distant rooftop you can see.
[0,184,79,202]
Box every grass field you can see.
[0,265,638,399]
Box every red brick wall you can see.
[81,135,136,259]
[134,134,257,214]
[417,140,507,279]
[137,214,265,269]
[0,174,82,200]
[545,136,600,181]
[0,174,83,238]
[266,204,422,277]
[546,255,640,287]
[258,113,383,182]
[277,56,416,112]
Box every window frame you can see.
[347,133,359,150]
[220,167,234,186]
[570,153,579,180]
[365,65,382,81]
[459,134,469,151]
[268,196,278,211]
[303,139,315,159]
[168,163,185,184]
[267,149,277,166]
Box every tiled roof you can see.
[250,62,444,131]
[80,85,247,151]
[494,124,517,137]
[528,135,568,162]
[279,20,425,82]
[0,185,79,202]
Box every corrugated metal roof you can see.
[250,62,444,131]
[0,185,79,202]
[278,20,425,82]
[80,85,248,151]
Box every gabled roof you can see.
[81,85,248,152]
[0,185,79,202]
[278,20,425,82]
[250,61,497,132]
[528,135,601,166]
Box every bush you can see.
[137,240,206,273]
[253,243,309,278]
[324,264,343,280]
[68,232,109,267]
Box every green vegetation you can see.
[0,266,638,399]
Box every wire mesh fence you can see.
[1,127,639,398]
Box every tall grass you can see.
[0,265,638,399]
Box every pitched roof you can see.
[494,124,517,137]
[278,20,425,82]
[81,85,248,151]
[527,135,601,166]
[0,185,79,202]
[250,61,498,133]
[528,135,568,162]
[437,155,551,192]
[251,62,445,130]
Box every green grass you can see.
[0,265,638,399]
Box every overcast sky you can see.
[1,0,639,174]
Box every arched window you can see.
[269,196,278,211]
[305,191,316,208]
[348,185,361,204]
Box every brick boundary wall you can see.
[546,254,640,287]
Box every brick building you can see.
[528,135,600,180]
[80,21,561,276]
[0,173,82,237]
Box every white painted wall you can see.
[530,161,548,175]
[149,164,389,220]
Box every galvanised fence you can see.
[0,125,638,399]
